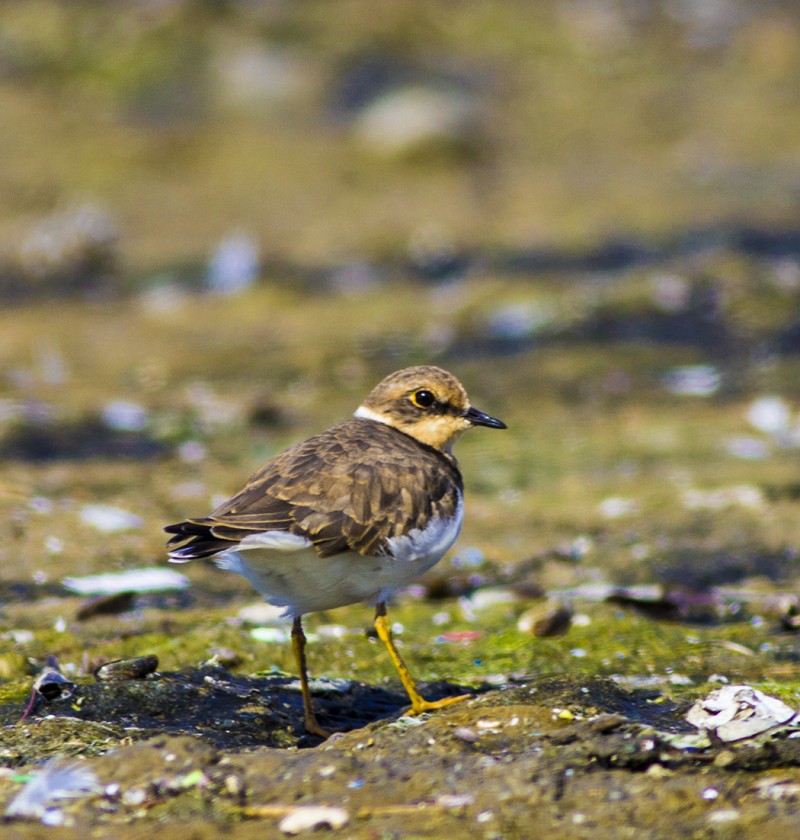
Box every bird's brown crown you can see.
[355,365,477,452]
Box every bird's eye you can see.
[411,389,436,408]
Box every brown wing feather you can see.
[165,419,462,561]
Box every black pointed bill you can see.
[463,405,507,429]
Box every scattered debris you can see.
[63,568,189,595]
[21,656,76,721]
[94,655,159,682]
[5,758,99,820]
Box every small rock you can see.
[278,805,350,834]
[517,598,573,637]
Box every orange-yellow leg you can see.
[373,602,470,715]
[291,617,330,738]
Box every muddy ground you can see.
[4,2,800,837]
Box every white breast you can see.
[385,492,463,564]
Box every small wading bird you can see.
[165,366,506,737]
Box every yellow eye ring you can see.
[411,389,436,408]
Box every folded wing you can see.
[165,420,463,562]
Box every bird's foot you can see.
[304,714,332,739]
[407,692,471,715]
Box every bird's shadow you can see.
[303,675,475,743]
[8,666,480,751]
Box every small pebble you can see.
[452,726,479,743]
[517,598,573,637]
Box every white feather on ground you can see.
[5,758,99,819]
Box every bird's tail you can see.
[164,519,231,561]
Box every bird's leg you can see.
[373,602,470,715]
[291,616,330,738]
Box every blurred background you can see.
[2,0,799,284]
[6,2,800,814]
[3,0,800,637]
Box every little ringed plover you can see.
[165,365,506,737]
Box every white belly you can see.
[214,495,463,617]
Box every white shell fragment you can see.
[278,805,350,834]
[63,568,189,595]
[686,685,797,742]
